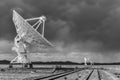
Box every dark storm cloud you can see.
[0,0,32,40]
[0,0,120,55]
[22,0,120,52]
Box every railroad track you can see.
[47,69,82,80]
[81,68,102,80]
[23,68,84,80]
[97,69,102,80]
[23,70,69,80]
[85,69,94,80]
[24,68,105,80]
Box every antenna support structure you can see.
[10,10,53,68]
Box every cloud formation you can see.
[0,0,120,62]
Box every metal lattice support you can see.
[25,15,46,37]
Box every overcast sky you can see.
[0,0,120,62]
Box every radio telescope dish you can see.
[13,10,54,51]
[11,10,55,66]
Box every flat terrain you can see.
[0,65,120,80]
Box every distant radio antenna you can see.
[84,57,93,66]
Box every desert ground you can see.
[0,65,120,80]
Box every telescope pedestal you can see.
[10,52,33,68]
[9,63,33,69]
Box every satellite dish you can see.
[11,10,55,65]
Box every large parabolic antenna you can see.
[11,10,55,64]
